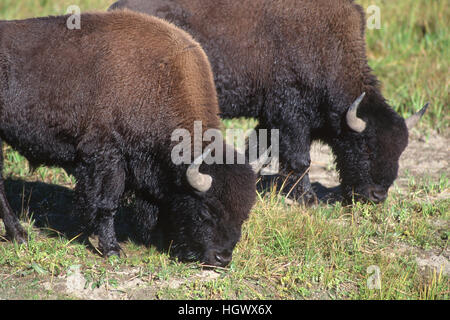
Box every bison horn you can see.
[346,92,367,133]
[250,146,272,174]
[405,103,429,130]
[186,147,213,192]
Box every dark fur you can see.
[0,10,256,266]
[110,0,411,203]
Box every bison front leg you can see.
[256,121,317,204]
[0,140,27,243]
[74,149,126,257]
[277,127,317,205]
[260,88,318,205]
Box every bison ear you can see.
[186,148,213,193]
[405,103,429,130]
[346,92,367,133]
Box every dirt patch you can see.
[416,254,450,277]
[41,266,222,300]
[382,241,450,279]
[397,130,449,185]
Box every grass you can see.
[358,0,449,130]
[0,0,111,20]
[0,175,448,299]
[0,0,448,300]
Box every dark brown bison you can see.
[0,10,256,266]
[110,0,428,204]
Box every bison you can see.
[0,10,257,266]
[110,0,428,204]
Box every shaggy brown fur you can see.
[0,10,256,265]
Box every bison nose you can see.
[214,251,232,267]
[368,187,388,203]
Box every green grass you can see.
[358,0,449,130]
[1,176,448,299]
[0,0,448,300]
[0,0,110,20]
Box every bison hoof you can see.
[301,189,318,206]
[290,188,318,206]
[101,245,122,258]
[297,190,319,206]
[105,250,120,258]
[14,232,28,244]
[6,226,28,244]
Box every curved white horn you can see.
[186,148,213,192]
[405,103,429,130]
[346,92,367,133]
[250,146,272,174]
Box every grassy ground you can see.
[0,0,448,300]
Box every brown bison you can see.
[110,0,428,203]
[0,10,256,266]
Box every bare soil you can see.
[40,266,221,300]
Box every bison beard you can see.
[109,0,428,204]
[0,10,256,266]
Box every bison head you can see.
[332,92,428,203]
[158,147,256,267]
